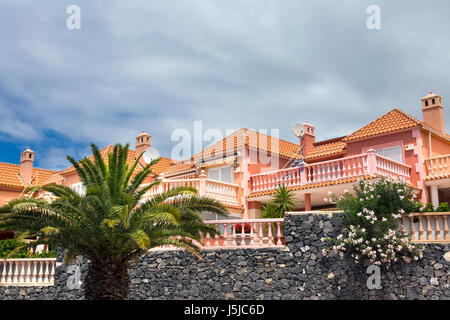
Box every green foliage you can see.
[323,178,423,268]
[31,248,58,258]
[0,143,229,265]
[414,201,449,213]
[437,202,450,212]
[0,239,30,258]
[261,185,295,219]
[423,203,435,212]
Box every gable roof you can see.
[0,162,57,190]
[343,109,422,142]
[194,128,302,162]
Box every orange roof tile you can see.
[149,157,174,175]
[343,109,422,142]
[424,173,450,181]
[162,162,196,176]
[42,173,64,186]
[306,140,347,161]
[0,163,57,190]
[194,128,302,162]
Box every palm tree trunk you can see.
[84,258,130,300]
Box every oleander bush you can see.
[323,178,423,268]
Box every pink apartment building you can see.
[0,92,449,234]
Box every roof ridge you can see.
[343,108,421,142]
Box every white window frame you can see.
[207,165,234,184]
[375,145,403,163]
[72,182,86,196]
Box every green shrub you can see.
[0,239,57,259]
[436,202,449,212]
[0,239,30,258]
[415,201,449,212]
[31,248,57,258]
[323,178,423,268]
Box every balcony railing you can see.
[401,212,450,243]
[249,150,412,193]
[424,154,450,179]
[141,177,240,205]
[0,258,57,286]
[202,218,285,248]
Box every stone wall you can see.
[1,213,450,300]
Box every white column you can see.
[430,185,439,210]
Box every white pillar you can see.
[430,185,439,210]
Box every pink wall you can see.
[420,130,450,159]
[0,188,22,206]
[345,129,421,189]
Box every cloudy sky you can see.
[0,0,449,170]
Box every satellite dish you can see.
[292,123,305,138]
[142,147,160,164]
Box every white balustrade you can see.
[425,154,450,179]
[249,152,412,193]
[401,212,450,243]
[202,219,285,248]
[204,179,239,205]
[140,178,239,205]
[0,258,56,286]
[375,155,411,183]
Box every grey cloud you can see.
[0,0,449,166]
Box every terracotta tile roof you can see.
[223,204,244,212]
[194,128,302,162]
[0,163,57,190]
[306,140,347,161]
[59,145,173,176]
[424,173,450,181]
[343,109,422,142]
[149,157,174,175]
[162,162,196,176]
[42,173,64,186]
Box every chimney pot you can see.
[421,92,445,134]
[20,148,35,186]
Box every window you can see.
[208,166,233,184]
[72,182,86,196]
[376,145,403,163]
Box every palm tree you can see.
[261,185,295,219]
[0,143,228,300]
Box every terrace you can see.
[140,177,240,206]
[249,150,411,194]
[424,154,450,180]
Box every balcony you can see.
[141,178,240,206]
[0,258,57,286]
[249,150,412,193]
[424,154,450,180]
